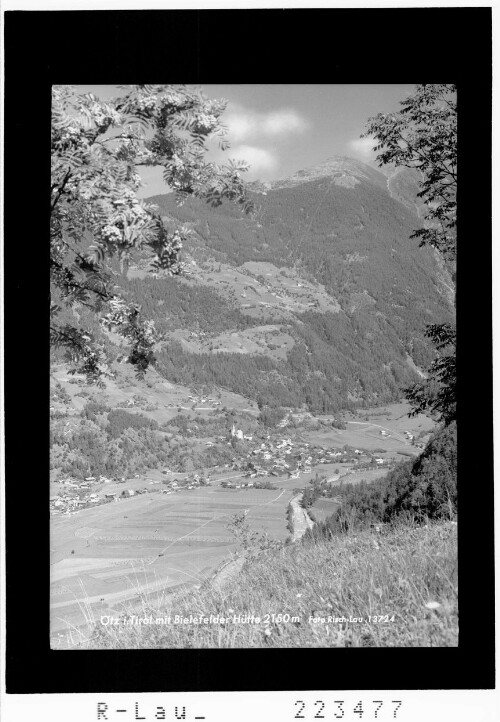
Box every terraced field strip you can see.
[149,488,287,565]
[51,571,192,610]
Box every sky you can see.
[75,84,416,197]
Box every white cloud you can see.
[230,145,278,175]
[262,110,308,136]
[225,105,309,143]
[225,114,254,143]
[348,136,377,160]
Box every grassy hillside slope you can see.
[86,520,457,648]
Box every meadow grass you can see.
[84,520,458,649]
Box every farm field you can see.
[184,257,341,317]
[168,324,295,361]
[50,483,292,646]
[311,497,341,523]
[128,255,340,324]
[348,402,435,436]
[335,467,393,486]
[50,362,259,424]
[304,402,435,460]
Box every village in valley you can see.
[50,381,430,518]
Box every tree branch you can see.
[50,168,72,213]
[50,257,114,302]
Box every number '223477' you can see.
[294,700,402,719]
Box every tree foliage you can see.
[364,84,457,424]
[404,323,456,425]
[364,83,456,261]
[50,84,253,383]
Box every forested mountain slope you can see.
[53,156,454,413]
[133,156,454,411]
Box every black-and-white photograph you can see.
[49,82,458,650]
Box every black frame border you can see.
[4,7,494,694]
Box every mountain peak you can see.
[256,155,387,192]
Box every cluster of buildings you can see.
[161,473,211,493]
[248,437,297,477]
[277,410,330,429]
[222,431,393,483]
[49,474,157,515]
[186,330,208,342]
[222,436,349,480]
[50,468,217,515]
[49,491,101,515]
[378,426,426,450]
[163,393,221,409]
[187,393,221,407]
[220,480,254,489]
[49,476,110,515]
[404,430,426,450]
